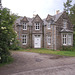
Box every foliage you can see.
[64,1,75,29]
[0,56,13,66]
[64,0,72,14]
[9,40,21,50]
[0,8,17,63]
[73,32,75,46]
[60,46,75,51]
[70,4,75,30]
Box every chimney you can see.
[33,11,37,17]
[33,14,36,17]
[56,10,60,14]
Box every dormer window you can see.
[63,19,67,29]
[47,23,51,29]
[23,22,27,30]
[35,22,40,30]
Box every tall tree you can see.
[64,0,72,14]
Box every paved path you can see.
[11,64,75,75]
[0,51,75,75]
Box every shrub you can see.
[60,46,75,51]
[9,40,21,50]
[0,8,17,63]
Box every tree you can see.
[64,0,75,28]
[70,4,75,26]
[0,8,17,63]
[70,4,75,46]
[64,0,72,14]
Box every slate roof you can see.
[15,12,63,26]
[43,12,63,25]
[15,17,33,26]
[53,12,63,22]
[15,17,23,25]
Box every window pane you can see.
[68,34,72,45]
[23,23,27,30]
[22,35,27,45]
[35,23,40,30]
[63,20,67,28]
[47,35,51,45]
[62,34,67,45]
[48,23,51,29]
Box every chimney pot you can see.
[56,10,60,14]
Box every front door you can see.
[34,35,41,48]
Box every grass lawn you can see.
[18,48,75,57]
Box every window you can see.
[47,35,51,45]
[63,19,67,29]
[35,23,40,30]
[62,34,67,45]
[22,34,27,45]
[23,22,27,30]
[47,23,51,29]
[62,34,72,46]
[68,34,72,45]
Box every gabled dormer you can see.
[21,16,29,30]
[32,14,43,31]
[46,14,54,30]
[63,19,67,29]
[46,14,53,22]
[21,16,29,22]
[32,14,43,23]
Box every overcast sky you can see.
[2,0,75,18]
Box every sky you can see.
[2,0,75,18]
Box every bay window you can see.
[62,33,72,46]
[68,34,72,45]
[62,34,67,45]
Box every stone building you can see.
[14,11,73,50]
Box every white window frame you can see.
[62,34,67,45]
[23,22,27,30]
[22,34,27,45]
[35,23,40,30]
[47,35,51,45]
[63,19,67,29]
[62,33,72,46]
[47,23,51,29]
[68,34,72,45]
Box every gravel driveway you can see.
[0,51,75,75]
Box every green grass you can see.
[17,48,75,57]
[0,56,14,67]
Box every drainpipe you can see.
[53,24,54,50]
[52,22,56,50]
